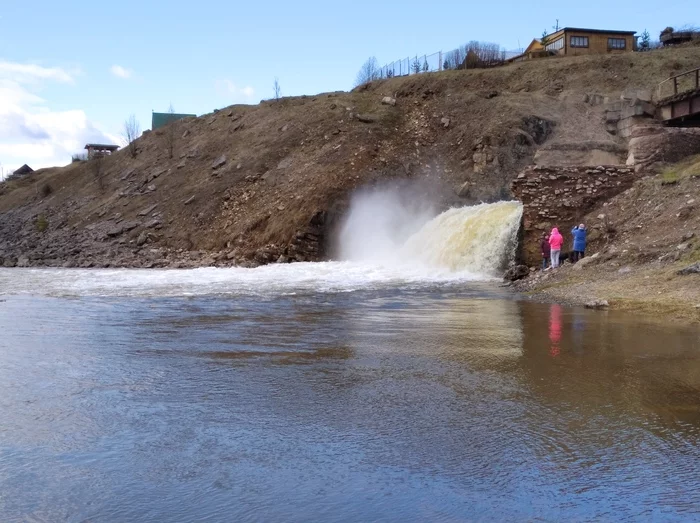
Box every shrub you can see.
[39,183,53,198]
[36,214,49,232]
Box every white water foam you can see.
[0,201,523,298]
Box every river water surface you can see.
[1,266,700,522]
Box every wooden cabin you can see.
[510,28,637,62]
[542,28,637,56]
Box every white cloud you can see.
[216,79,256,101]
[0,61,115,175]
[0,61,74,84]
[110,65,132,79]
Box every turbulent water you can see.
[2,201,700,522]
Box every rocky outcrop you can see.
[627,126,700,171]
[511,165,637,265]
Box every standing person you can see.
[571,224,587,263]
[549,227,564,268]
[540,232,551,270]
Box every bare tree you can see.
[273,77,282,102]
[355,57,380,87]
[165,103,176,158]
[123,114,140,158]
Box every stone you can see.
[16,255,30,267]
[182,130,190,138]
[138,204,158,217]
[177,161,186,169]
[183,195,195,205]
[585,299,609,309]
[682,232,696,241]
[618,266,632,274]
[144,219,162,229]
[356,114,376,124]
[212,155,227,170]
[572,252,600,271]
[381,96,396,106]
[677,262,700,275]
[677,243,690,251]
[503,265,530,281]
[136,231,148,246]
[457,181,471,198]
[440,117,450,128]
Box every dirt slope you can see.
[1,46,699,268]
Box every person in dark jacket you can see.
[571,224,587,263]
[540,232,551,270]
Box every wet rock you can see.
[677,262,700,275]
[504,265,529,281]
[585,299,609,309]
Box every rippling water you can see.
[1,267,700,522]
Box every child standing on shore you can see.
[540,232,551,270]
[549,227,564,268]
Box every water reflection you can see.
[0,291,699,521]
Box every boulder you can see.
[212,155,227,170]
[677,262,700,275]
[381,96,396,106]
[503,265,529,281]
[572,252,600,270]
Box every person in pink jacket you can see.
[548,227,564,268]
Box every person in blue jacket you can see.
[571,223,587,263]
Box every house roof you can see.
[84,143,119,150]
[14,164,33,175]
[548,27,637,36]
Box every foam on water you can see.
[0,201,523,298]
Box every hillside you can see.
[1,46,700,269]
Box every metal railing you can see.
[656,66,700,101]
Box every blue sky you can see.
[0,0,696,173]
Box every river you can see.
[1,266,699,522]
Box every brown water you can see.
[1,281,700,521]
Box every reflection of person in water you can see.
[572,311,585,354]
[549,304,562,357]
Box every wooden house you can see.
[509,28,637,62]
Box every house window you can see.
[608,38,626,49]
[545,38,564,51]
[570,36,589,48]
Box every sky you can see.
[0,0,696,174]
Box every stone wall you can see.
[511,165,636,265]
